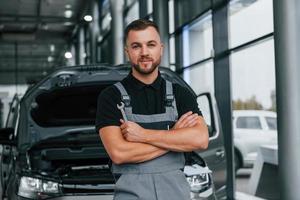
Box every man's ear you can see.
[124,47,129,59]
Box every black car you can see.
[0,64,226,199]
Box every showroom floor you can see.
[236,168,265,200]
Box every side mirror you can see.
[0,128,16,145]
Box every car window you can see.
[197,94,216,138]
[5,96,19,128]
[236,116,262,129]
[197,95,211,127]
[265,117,277,130]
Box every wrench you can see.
[117,102,128,121]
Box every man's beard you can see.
[132,57,161,75]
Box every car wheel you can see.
[234,151,242,172]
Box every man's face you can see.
[125,27,163,75]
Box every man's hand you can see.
[172,111,199,129]
[120,119,147,143]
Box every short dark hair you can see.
[124,19,160,44]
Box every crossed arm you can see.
[99,111,209,165]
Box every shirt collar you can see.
[126,71,162,90]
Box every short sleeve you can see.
[95,86,122,133]
[174,84,202,117]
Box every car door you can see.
[195,93,226,197]
[234,115,267,154]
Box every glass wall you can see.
[183,61,214,95]
[182,12,213,67]
[230,38,275,110]
[170,3,214,96]
[229,0,273,48]
[229,0,276,111]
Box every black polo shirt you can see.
[95,71,202,132]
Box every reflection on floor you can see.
[236,168,266,200]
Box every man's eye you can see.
[132,45,140,49]
[148,44,156,47]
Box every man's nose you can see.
[141,45,149,55]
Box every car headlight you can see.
[186,173,210,193]
[18,176,59,199]
[184,164,213,198]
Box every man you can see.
[96,19,209,200]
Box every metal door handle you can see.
[215,150,225,158]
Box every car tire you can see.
[234,150,242,172]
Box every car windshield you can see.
[31,83,113,127]
[265,117,277,130]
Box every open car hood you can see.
[17,64,195,153]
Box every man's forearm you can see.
[143,123,208,152]
[133,116,209,152]
[121,114,209,152]
[99,126,168,165]
[113,141,168,164]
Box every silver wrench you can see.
[117,102,128,121]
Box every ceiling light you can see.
[50,44,55,52]
[64,22,73,26]
[64,52,72,59]
[65,4,71,9]
[64,10,73,18]
[47,56,54,62]
[97,35,103,42]
[84,15,93,22]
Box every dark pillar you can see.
[153,0,169,67]
[78,27,85,65]
[212,2,235,200]
[0,99,3,128]
[90,0,100,63]
[139,0,148,19]
[110,0,124,65]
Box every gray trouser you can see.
[113,170,190,200]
